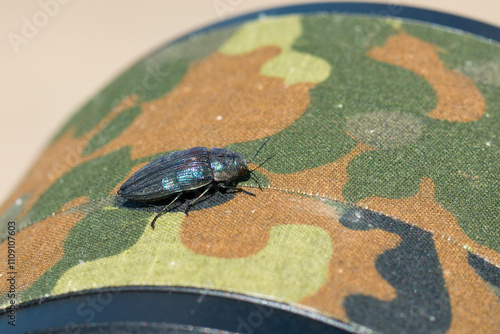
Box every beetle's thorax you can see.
[209,148,248,182]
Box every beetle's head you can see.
[210,149,249,182]
[234,152,249,178]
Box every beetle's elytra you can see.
[118,140,269,228]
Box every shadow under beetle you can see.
[118,139,270,228]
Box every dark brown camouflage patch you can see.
[339,207,452,333]
[357,177,500,332]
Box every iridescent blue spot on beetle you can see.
[210,160,224,175]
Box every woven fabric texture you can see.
[1,13,499,333]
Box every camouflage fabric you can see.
[1,11,499,334]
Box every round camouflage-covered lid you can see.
[1,3,499,333]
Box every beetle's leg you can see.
[151,193,181,229]
[218,184,255,196]
[184,185,212,215]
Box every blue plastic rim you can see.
[180,2,500,43]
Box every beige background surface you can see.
[1,0,499,205]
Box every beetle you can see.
[118,139,270,228]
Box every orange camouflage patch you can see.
[93,47,314,160]
[0,210,85,294]
[367,32,485,122]
[260,142,372,202]
[181,190,400,321]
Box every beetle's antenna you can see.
[246,138,272,191]
[248,138,271,163]
[250,154,275,172]
[248,152,275,191]
[248,153,275,192]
